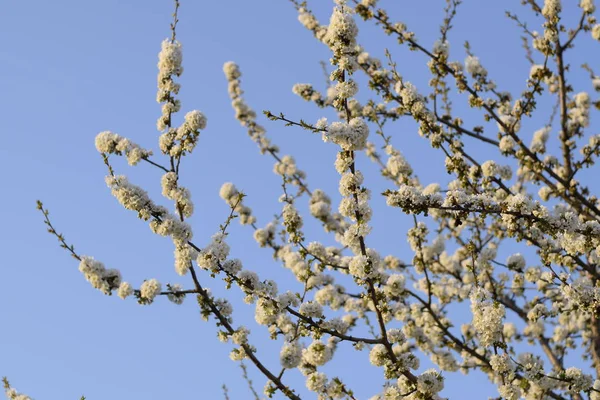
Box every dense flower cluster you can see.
[158,109,207,157]
[3,382,31,400]
[95,131,152,165]
[156,39,183,131]
[155,38,207,157]
[161,171,193,218]
[470,288,505,346]
[196,232,230,273]
[78,256,122,295]
[140,278,162,304]
[219,182,256,225]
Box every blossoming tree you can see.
[6,0,600,398]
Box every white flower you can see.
[498,384,521,400]
[481,160,497,177]
[591,380,600,400]
[349,255,374,279]
[335,80,358,99]
[184,110,207,131]
[323,6,358,51]
[531,127,550,153]
[384,274,406,297]
[315,117,328,130]
[158,39,182,77]
[527,303,548,322]
[542,0,561,18]
[416,369,444,395]
[369,344,388,366]
[95,131,152,165]
[499,136,516,153]
[506,253,526,270]
[78,256,121,295]
[280,341,303,368]
[490,353,515,375]
[470,288,505,346]
[387,328,406,344]
[238,270,260,293]
[219,182,238,201]
[593,24,600,41]
[465,55,486,76]
[140,279,162,303]
[323,118,369,151]
[564,367,593,393]
[231,327,250,345]
[306,372,328,393]
[167,283,186,305]
[433,39,449,56]
[274,155,298,176]
[117,282,133,299]
[223,61,241,80]
[580,0,595,13]
[222,258,243,275]
[156,39,184,131]
[197,233,230,272]
[299,301,324,319]
[303,340,333,366]
[4,386,32,400]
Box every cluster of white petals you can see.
[95,131,152,165]
[470,288,505,346]
[219,182,256,225]
[196,232,230,273]
[322,118,369,151]
[78,256,121,295]
[140,278,162,304]
[4,385,32,400]
[161,172,193,217]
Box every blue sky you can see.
[1,0,597,399]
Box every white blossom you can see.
[299,301,324,319]
[117,282,133,299]
[542,0,562,18]
[465,55,486,77]
[78,257,121,295]
[470,288,505,346]
[416,369,444,395]
[303,340,333,366]
[140,279,161,303]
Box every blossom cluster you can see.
[219,182,256,225]
[95,131,152,165]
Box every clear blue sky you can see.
[0,1,595,399]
